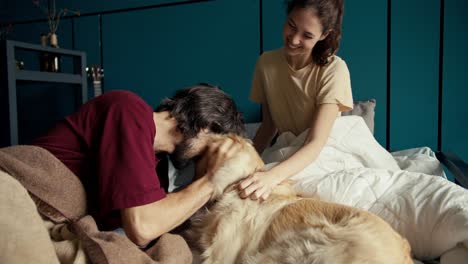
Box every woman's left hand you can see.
[238,170,281,201]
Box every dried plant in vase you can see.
[32,0,80,46]
[33,0,80,72]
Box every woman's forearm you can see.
[268,104,339,182]
[268,140,324,182]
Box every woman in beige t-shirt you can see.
[239,0,353,200]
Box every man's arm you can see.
[121,175,213,247]
[122,135,240,247]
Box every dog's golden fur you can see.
[186,134,412,264]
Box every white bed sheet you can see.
[392,147,446,179]
[261,116,468,262]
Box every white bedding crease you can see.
[262,116,468,262]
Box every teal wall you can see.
[1,0,467,163]
[390,0,440,151]
[340,1,388,147]
[442,0,468,165]
[101,0,259,122]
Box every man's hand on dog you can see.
[197,136,242,181]
[238,170,281,201]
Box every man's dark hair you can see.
[156,83,245,138]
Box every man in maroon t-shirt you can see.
[33,84,245,247]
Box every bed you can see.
[168,102,468,264]
[0,102,467,264]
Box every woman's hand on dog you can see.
[238,170,281,201]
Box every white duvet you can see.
[262,116,468,262]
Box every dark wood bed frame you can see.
[436,151,468,189]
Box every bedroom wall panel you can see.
[339,0,388,146]
[390,0,440,151]
[0,0,192,24]
[54,0,195,17]
[0,0,47,23]
[261,0,285,52]
[101,0,260,122]
[73,16,100,67]
[442,0,468,162]
[73,15,101,100]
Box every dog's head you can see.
[206,134,265,200]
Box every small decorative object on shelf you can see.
[39,33,50,71]
[49,33,61,72]
[16,60,25,70]
[86,65,104,97]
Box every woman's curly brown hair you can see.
[286,0,344,65]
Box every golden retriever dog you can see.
[185,134,412,264]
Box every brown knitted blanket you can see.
[0,145,192,264]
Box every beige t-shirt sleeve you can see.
[250,56,265,104]
[316,58,353,112]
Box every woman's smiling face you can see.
[282,7,328,61]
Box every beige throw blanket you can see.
[0,145,192,264]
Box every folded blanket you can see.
[0,145,192,264]
[71,215,192,264]
[0,145,87,223]
[43,218,88,264]
[0,170,60,264]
